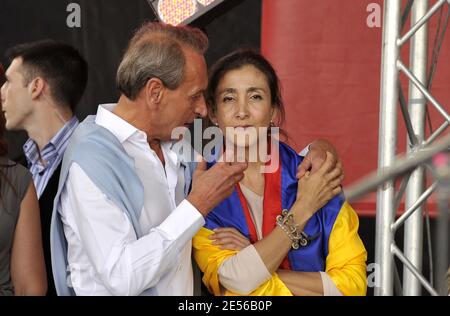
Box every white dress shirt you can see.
[58,104,204,296]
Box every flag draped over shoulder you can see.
[193,142,367,296]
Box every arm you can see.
[276,270,323,296]
[277,202,367,297]
[213,231,343,296]
[254,152,342,274]
[324,201,367,296]
[62,163,204,296]
[208,153,342,294]
[210,228,272,294]
[10,182,47,296]
[193,227,292,296]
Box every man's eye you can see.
[250,94,262,100]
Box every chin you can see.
[4,121,16,131]
[225,134,259,148]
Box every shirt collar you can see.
[23,116,79,166]
[95,103,141,143]
[95,103,189,167]
[49,116,79,153]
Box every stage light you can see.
[147,0,225,26]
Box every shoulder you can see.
[279,141,304,165]
[318,194,346,227]
[0,158,32,195]
[65,118,130,168]
[0,158,32,218]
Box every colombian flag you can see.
[193,142,367,296]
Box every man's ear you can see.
[144,78,164,107]
[29,77,45,100]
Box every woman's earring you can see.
[270,121,275,127]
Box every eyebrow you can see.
[191,89,205,98]
[247,87,266,93]
[218,87,266,94]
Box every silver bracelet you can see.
[276,209,309,249]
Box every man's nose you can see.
[195,96,208,118]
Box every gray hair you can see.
[117,22,208,100]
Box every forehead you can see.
[218,65,269,90]
[182,47,207,90]
[6,58,24,77]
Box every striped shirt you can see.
[23,116,79,198]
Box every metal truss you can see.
[375,0,450,296]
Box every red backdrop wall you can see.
[261,0,450,216]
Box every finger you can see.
[332,186,342,196]
[336,159,345,181]
[211,231,248,244]
[327,178,342,190]
[217,233,249,247]
[336,159,343,170]
[219,243,242,251]
[228,162,248,174]
[317,151,336,175]
[297,158,312,179]
[213,237,245,246]
[210,232,242,241]
[214,227,244,236]
[325,166,343,181]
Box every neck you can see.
[25,104,73,152]
[114,96,165,164]
[231,145,266,194]
[240,161,265,195]
[114,95,158,143]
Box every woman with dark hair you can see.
[193,50,367,296]
[0,64,47,295]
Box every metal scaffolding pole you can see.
[375,0,401,296]
[403,0,428,296]
[373,0,449,296]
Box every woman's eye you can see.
[222,96,234,102]
[250,94,262,100]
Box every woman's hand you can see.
[209,227,251,251]
[292,151,342,223]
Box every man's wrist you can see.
[187,194,208,217]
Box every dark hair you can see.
[5,39,88,111]
[206,49,286,128]
[117,22,208,100]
